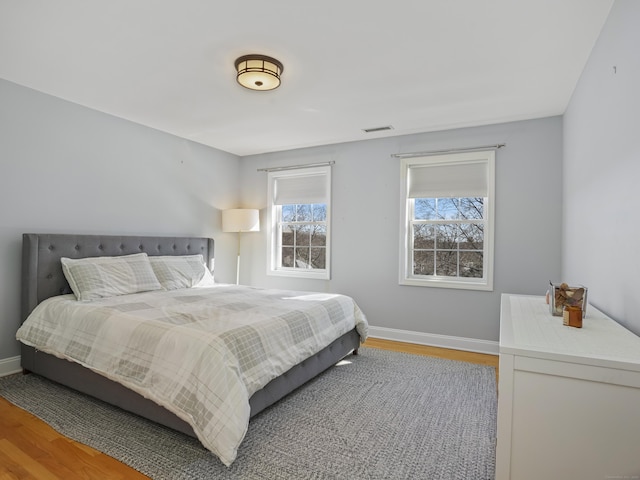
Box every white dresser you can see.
[496,294,640,480]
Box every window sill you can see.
[400,277,493,291]
[268,269,330,280]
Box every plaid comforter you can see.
[16,285,368,466]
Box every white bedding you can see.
[16,284,368,466]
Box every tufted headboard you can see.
[21,233,215,322]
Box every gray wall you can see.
[240,117,563,343]
[0,79,242,360]
[563,0,640,335]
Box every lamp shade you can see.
[222,209,260,233]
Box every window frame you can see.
[267,166,331,280]
[399,151,495,291]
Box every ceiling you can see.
[0,1,613,157]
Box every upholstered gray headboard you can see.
[21,233,215,322]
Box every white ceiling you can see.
[0,1,613,157]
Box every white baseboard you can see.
[367,326,499,355]
[0,355,21,377]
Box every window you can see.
[267,165,331,279]
[399,151,495,290]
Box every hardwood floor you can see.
[0,396,149,480]
[0,340,498,479]
[364,337,499,369]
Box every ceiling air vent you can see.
[362,125,394,133]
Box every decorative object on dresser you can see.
[496,294,640,480]
[562,304,583,328]
[548,281,588,317]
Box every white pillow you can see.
[61,253,163,302]
[149,254,215,290]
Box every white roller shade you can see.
[408,161,487,198]
[274,172,329,205]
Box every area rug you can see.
[0,347,496,479]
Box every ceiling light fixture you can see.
[234,54,284,91]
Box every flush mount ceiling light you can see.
[234,54,284,91]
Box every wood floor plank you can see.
[0,469,21,480]
[363,337,499,367]
[0,339,496,478]
[0,440,31,480]
[0,438,63,480]
[0,397,148,480]
[363,337,499,381]
[3,422,91,480]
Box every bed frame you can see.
[20,233,360,437]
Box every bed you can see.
[17,233,367,466]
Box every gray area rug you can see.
[0,347,496,479]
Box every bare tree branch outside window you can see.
[412,197,484,279]
[279,203,327,270]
